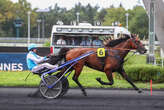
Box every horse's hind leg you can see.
[72,64,87,96]
[119,68,142,93]
[96,70,114,85]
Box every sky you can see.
[10,0,144,10]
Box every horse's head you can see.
[130,34,147,54]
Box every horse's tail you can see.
[49,47,70,65]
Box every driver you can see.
[26,44,58,73]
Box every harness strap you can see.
[97,53,107,70]
[97,49,136,69]
[97,49,120,70]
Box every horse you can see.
[49,35,147,96]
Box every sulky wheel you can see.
[39,75,62,99]
[59,76,69,97]
[55,72,70,97]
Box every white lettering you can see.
[4,63,10,71]
[0,63,25,71]
[12,63,17,71]
[18,63,23,71]
[0,63,3,71]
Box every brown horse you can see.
[50,35,147,96]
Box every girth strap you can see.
[97,49,122,70]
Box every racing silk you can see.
[26,51,46,70]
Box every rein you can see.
[110,47,133,51]
[104,47,137,65]
[110,47,137,63]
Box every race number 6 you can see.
[97,48,105,57]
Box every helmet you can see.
[28,44,37,51]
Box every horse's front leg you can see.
[96,70,114,85]
[72,64,87,96]
[119,68,142,93]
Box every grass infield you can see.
[0,67,164,89]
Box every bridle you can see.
[130,37,143,53]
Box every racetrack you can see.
[0,88,164,110]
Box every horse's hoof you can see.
[82,90,87,96]
[138,89,143,93]
[83,92,87,96]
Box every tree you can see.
[43,4,75,37]
[0,1,149,40]
[129,6,148,39]
[0,0,37,37]
[0,0,15,22]
[72,3,99,25]
[13,0,37,37]
[95,8,107,23]
[0,0,15,36]
[103,7,126,26]
[84,4,99,25]
[119,3,123,8]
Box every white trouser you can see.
[32,63,58,73]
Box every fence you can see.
[0,37,49,47]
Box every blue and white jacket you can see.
[26,51,46,70]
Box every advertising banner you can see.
[0,53,28,71]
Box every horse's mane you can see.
[105,35,130,47]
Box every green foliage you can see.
[13,0,37,37]
[0,0,37,37]
[0,0,15,22]
[124,53,146,65]
[120,54,164,83]
[0,67,164,89]
[94,8,107,22]
[103,7,126,26]
[0,1,149,40]
[124,64,164,83]
[43,40,50,47]
[0,71,40,87]
[0,0,15,36]
[129,6,148,39]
